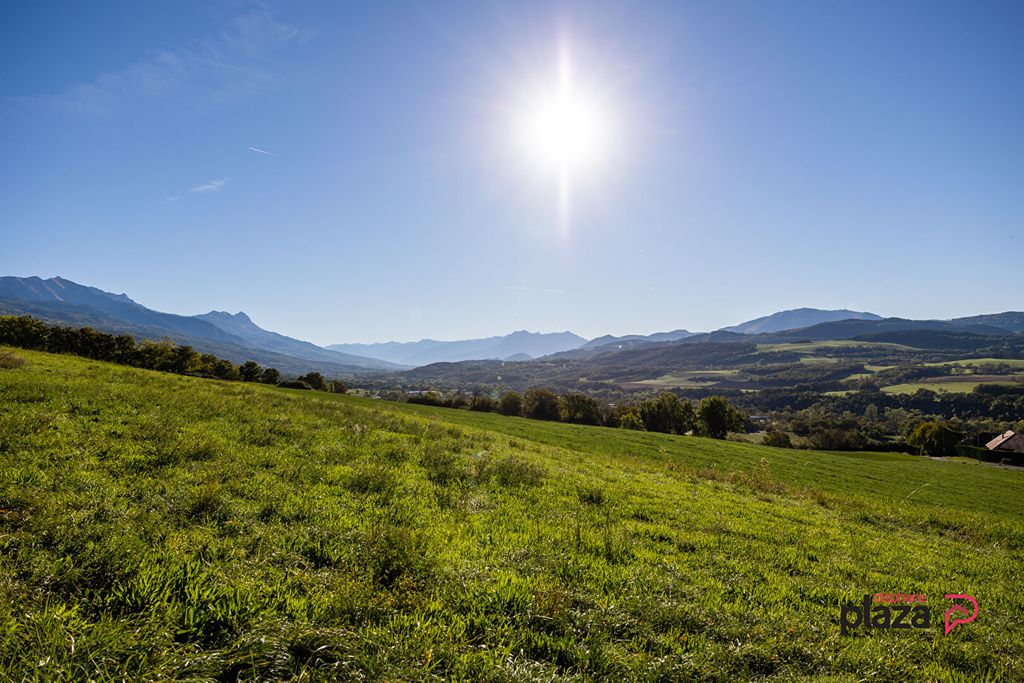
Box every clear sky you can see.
[2,1,1022,345]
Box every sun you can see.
[517,49,611,176]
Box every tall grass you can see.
[0,346,1021,680]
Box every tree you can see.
[638,392,695,434]
[498,391,524,416]
[619,411,646,431]
[260,367,281,385]
[906,421,963,456]
[523,388,560,421]
[329,378,348,394]
[559,392,602,425]
[469,394,497,412]
[297,372,325,390]
[696,396,746,439]
[239,361,263,382]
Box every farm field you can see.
[881,375,1024,395]
[623,369,742,389]
[755,340,915,354]
[927,358,1024,369]
[1,348,1023,680]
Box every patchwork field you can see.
[1,348,1022,680]
[881,375,1024,395]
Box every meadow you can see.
[1,348,1022,681]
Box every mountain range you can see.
[2,276,1022,378]
[327,331,587,366]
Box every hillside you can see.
[720,308,882,334]
[1,348,1021,680]
[0,276,397,373]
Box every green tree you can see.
[906,421,963,456]
[469,394,497,412]
[523,388,560,421]
[297,372,325,390]
[239,361,263,382]
[260,367,281,385]
[559,392,602,425]
[697,396,746,439]
[619,411,646,431]
[638,392,695,434]
[498,392,524,416]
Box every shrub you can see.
[0,351,26,369]
[576,484,606,507]
[762,430,793,448]
[619,412,646,431]
[421,448,469,486]
[498,392,524,416]
[278,380,313,390]
[297,372,325,390]
[469,394,497,412]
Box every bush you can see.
[469,394,497,412]
[421,448,469,486]
[806,428,868,451]
[619,412,646,431]
[498,392,524,416]
[278,380,313,390]
[762,431,793,448]
[296,372,325,391]
[0,351,26,369]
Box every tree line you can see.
[0,315,347,392]
[406,388,747,439]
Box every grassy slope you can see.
[1,348,1022,681]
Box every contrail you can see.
[248,146,278,156]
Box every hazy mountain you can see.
[720,308,882,335]
[762,317,1012,342]
[582,329,696,349]
[950,312,1024,334]
[328,330,587,366]
[0,276,398,373]
[195,311,400,370]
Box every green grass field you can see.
[2,348,1022,680]
[926,358,1024,369]
[756,341,915,354]
[881,376,1024,395]
[626,369,741,389]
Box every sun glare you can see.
[520,52,609,174]
[513,46,614,234]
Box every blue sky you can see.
[2,1,1021,344]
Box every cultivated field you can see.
[1,348,1022,680]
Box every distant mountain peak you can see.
[720,308,882,335]
[202,310,254,323]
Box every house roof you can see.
[986,430,1019,450]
